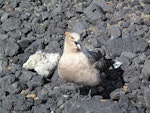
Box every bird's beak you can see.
[75,40,82,50]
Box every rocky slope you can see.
[0,0,150,113]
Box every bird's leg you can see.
[87,87,92,100]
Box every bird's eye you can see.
[71,37,74,39]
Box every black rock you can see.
[2,18,21,31]
[83,2,104,20]
[72,20,88,34]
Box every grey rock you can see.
[106,35,148,57]
[0,75,16,88]
[28,76,44,88]
[48,89,62,99]
[128,77,140,90]
[142,0,150,4]
[83,2,104,20]
[0,54,8,75]
[121,51,136,59]
[64,99,123,113]
[18,37,35,50]
[32,106,50,113]
[40,11,49,20]
[123,66,141,82]
[134,30,145,37]
[90,38,100,48]
[142,60,150,74]
[133,54,146,65]
[0,34,8,40]
[74,3,83,13]
[118,96,138,113]
[0,40,6,55]
[14,95,33,112]
[7,30,21,41]
[19,70,36,82]
[19,1,32,9]
[2,18,21,31]
[5,40,19,56]
[72,20,88,34]
[2,95,17,110]
[37,87,49,101]
[13,52,30,65]
[122,21,130,28]
[109,26,121,39]
[6,94,33,111]
[110,88,125,100]
[144,87,150,108]
[136,96,146,108]
[25,39,44,54]
[144,4,150,14]
[0,90,8,100]
[0,108,10,113]
[6,81,26,94]
[1,13,9,22]
[93,0,113,13]
[116,56,131,68]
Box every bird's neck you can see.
[63,43,80,54]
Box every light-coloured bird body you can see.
[58,32,102,86]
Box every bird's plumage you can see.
[58,32,110,86]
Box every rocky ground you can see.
[0,0,150,113]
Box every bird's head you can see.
[64,32,82,53]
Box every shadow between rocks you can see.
[79,67,124,99]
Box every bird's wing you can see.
[84,49,113,72]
